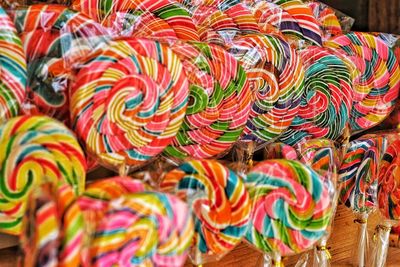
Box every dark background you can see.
[321,0,399,34]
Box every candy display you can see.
[279,46,353,146]
[325,32,400,133]
[9,4,107,122]
[227,34,304,147]
[244,160,332,259]
[160,159,251,264]
[87,192,194,267]
[0,7,26,124]
[72,0,200,41]
[70,38,189,173]
[0,115,86,235]
[163,41,252,159]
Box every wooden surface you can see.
[1,204,400,266]
[369,0,400,33]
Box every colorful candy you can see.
[160,159,251,262]
[9,4,107,122]
[325,32,400,132]
[308,1,342,39]
[0,115,86,235]
[0,7,26,123]
[339,136,387,213]
[245,160,332,256]
[70,38,189,172]
[279,46,353,145]
[264,142,298,160]
[227,34,304,146]
[72,0,200,41]
[88,192,194,267]
[163,41,252,159]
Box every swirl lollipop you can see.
[70,38,189,173]
[19,183,84,267]
[160,159,251,264]
[245,160,332,263]
[87,192,194,267]
[325,32,400,133]
[0,115,86,235]
[163,41,251,159]
[72,0,200,41]
[307,1,342,40]
[227,34,304,147]
[0,7,26,123]
[9,4,107,122]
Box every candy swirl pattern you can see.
[378,139,400,220]
[245,160,332,256]
[164,41,251,159]
[9,4,107,121]
[279,46,353,146]
[160,160,251,258]
[70,38,189,171]
[325,32,400,132]
[339,136,387,213]
[72,0,200,41]
[89,192,194,267]
[307,1,342,39]
[0,7,26,123]
[0,115,86,235]
[227,34,304,145]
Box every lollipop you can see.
[70,38,189,172]
[163,41,252,159]
[325,32,400,132]
[88,192,194,267]
[0,115,86,235]
[160,159,251,263]
[227,34,304,146]
[0,7,26,123]
[19,183,84,267]
[245,160,332,258]
[279,46,353,145]
[72,0,200,41]
[264,143,297,160]
[307,1,342,39]
[9,4,107,122]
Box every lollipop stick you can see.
[369,223,392,267]
[295,253,309,267]
[352,212,369,266]
[313,242,331,267]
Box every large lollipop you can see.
[0,115,86,235]
[9,4,107,122]
[70,38,189,173]
[245,159,332,264]
[325,32,400,133]
[163,41,251,159]
[160,159,251,264]
[0,7,26,123]
[279,46,353,146]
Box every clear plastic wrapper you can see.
[0,7,26,124]
[8,4,109,123]
[324,32,400,135]
[264,142,298,160]
[72,0,200,41]
[18,182,85,267]
[244,159,334,266]
[279,46,354,146]
[0,0,25,9]
[0,115,86,236]
[160,159,251,264]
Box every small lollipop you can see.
[160,159,251,264]
[163,41,252,159]
[0,7,26,123]
[245,160,332,264]
[70,38,189,173]
[325,32,400,133]
[307,1,342,40]
[279,46,353,146]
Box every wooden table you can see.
[1,205,400,266]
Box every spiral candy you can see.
[164,41,251,159]
[70,38,189,172]
[0,7,26,123]
[308,2,342,39]
[161,160,251,260]
[279,46,353,145]
[227,34,304,145]
[325,32,400,132]
[0,115,86,235]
